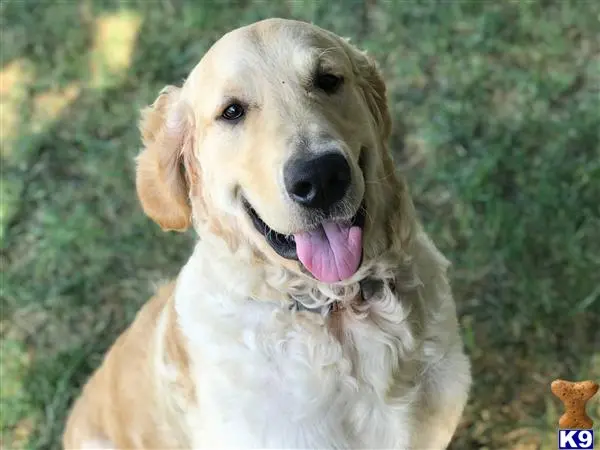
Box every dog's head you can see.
[136,19,408,284]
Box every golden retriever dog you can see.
[63,18,471,450]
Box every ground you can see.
[1,1,599,449]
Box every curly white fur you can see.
[174,208,470,449]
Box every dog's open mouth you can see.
[243,199,366,283]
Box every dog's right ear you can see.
[351,48,392,142]
[136,85,194,232]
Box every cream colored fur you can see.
[63,18,471,450]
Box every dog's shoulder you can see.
[63,280,195,449]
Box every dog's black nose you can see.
[284,152,351,211]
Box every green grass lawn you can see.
[1,1,599,449]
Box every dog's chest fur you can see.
[170,239,465,449]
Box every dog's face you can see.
[136,19,399,284]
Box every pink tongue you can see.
[294,222,363,283]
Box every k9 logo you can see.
[558,429,594,449]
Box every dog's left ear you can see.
[136,85,196,232]
[347,44,392,141]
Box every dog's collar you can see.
[289,277,389,315]
[290,300,345,315]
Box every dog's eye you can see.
[221,103,245,121]
[315,73,344,94]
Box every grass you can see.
[1,1,599,449]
